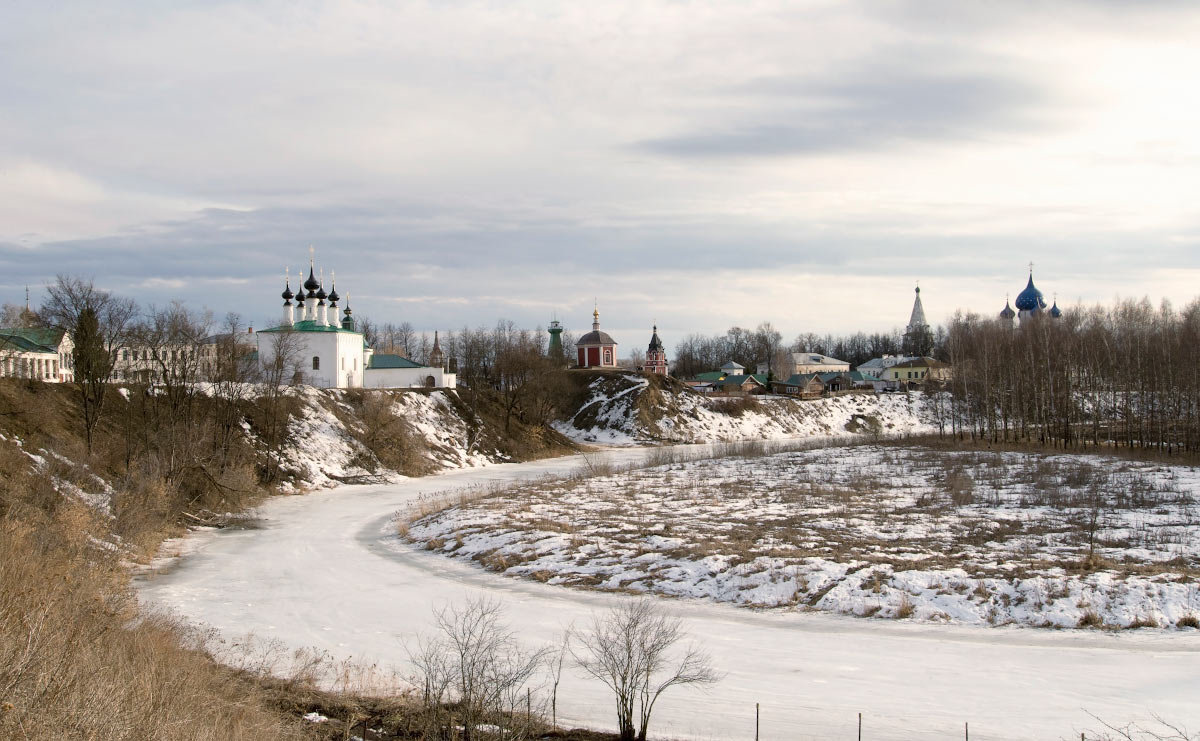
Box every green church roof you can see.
[367,354,424,369]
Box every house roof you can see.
[720,361,745,370]
[0,327,67,352]
[891,356,950,369]
[750,373,769,385]
[692,371,726,382]
[791,352,849,366]
[712,374,764,389]
[0,333,56,354]
[857,355,912,371]
[367,354,424,369]
[776,373,824,387]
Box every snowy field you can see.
[136,444,1200,740]
[406,444,1200,630]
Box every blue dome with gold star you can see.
[1014,274,1046,312]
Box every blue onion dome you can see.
[1050,300,1062,318]
[1014,274,1046,312]
[281,279,294,301]
[1000,300,1016,319]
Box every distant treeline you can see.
[939,298,1200,453]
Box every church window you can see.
[312,356,320,371]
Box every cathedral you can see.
[256,254,454,389]
[999,268,1062,328]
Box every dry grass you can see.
[0,515,313,740]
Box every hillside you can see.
[554,370,938,444]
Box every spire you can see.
[907,283,927,330]
[592,304,600,332]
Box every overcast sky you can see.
[2,1,1199,350]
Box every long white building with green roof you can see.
[256,258,454,390]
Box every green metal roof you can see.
[257,320,361,335]
[367,353,423,369]
[692,371,726,382]
[0,333,54,353]
[777,373,823,386]
[0,327,66,352]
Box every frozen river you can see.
[136,446,1200,740]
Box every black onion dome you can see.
[1014,274,1046,311]
[328,283,340,303]
[1000,300,1016,319]
[303,265,320,292]
[281,280,294,301]
[647,326,664,352]
[577,330,616,345]
[316,281,327,300]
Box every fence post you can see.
[965,721,969,740]
[858,712,862,741]
[755,702,759,741]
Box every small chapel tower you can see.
[644,324,667,375]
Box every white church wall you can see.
[364,367,456,389]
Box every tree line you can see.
[939,298,1200,453]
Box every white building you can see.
[789,352,850,375]
[856,354,915,380]
[256,258,455,389]
[0,328,74,383]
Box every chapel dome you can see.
[1000,300,1016,319]
[304,266,320,293]
[1014,275,1046,312]
[577,330,616,346]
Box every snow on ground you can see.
[406,444,1200,630]
[135,446,1200,741]
[272,387,500,490]
[554,375,937,444]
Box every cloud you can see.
[638,45,1054,158]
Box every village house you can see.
[770,372,826,398]
[709,373,768,395]
[886,356,952,386]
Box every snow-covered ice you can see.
[136,444,1200,741]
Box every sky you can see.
[2,1,1199,350]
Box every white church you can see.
[256,255,454,389]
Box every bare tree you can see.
[255,328,304,483]
[571,599,719,741]
[40,276,137,453]
[409,598,548,740]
